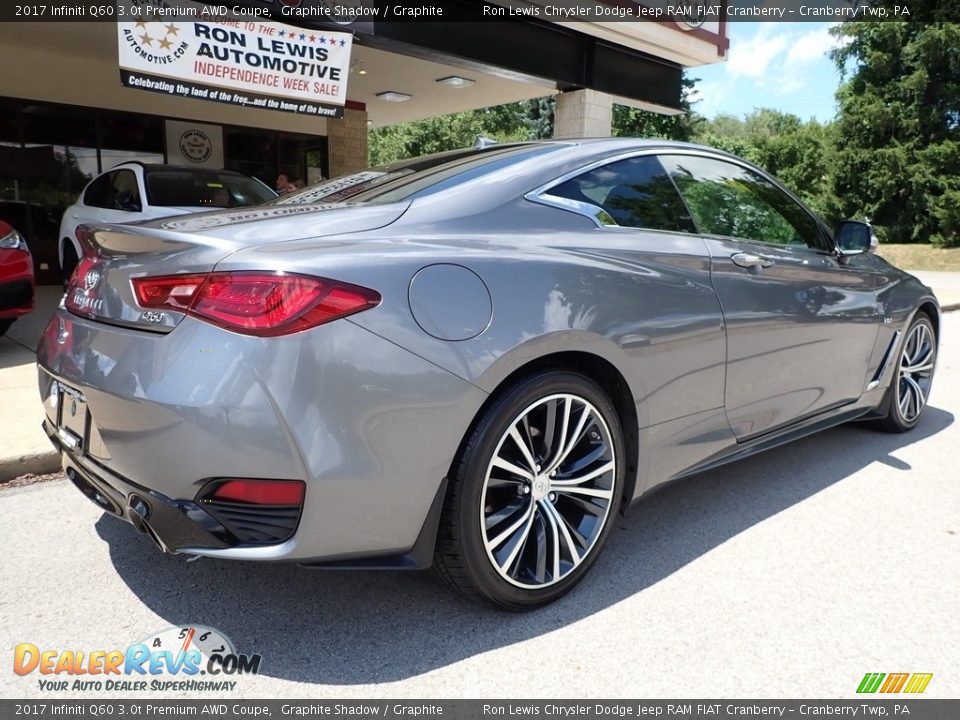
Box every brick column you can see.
[552,89,613,139]
[327,106,368,177]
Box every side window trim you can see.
[525,150,697,235]
[527,149,665,230]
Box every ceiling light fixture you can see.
[436,76,476,89]
[376,91,412,102]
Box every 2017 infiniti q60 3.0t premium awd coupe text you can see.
[39,139,939,609]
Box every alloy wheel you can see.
[896,322,935,423]
[479,393,617,589]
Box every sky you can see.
[689,22,846,123]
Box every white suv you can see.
[58,163,276,281]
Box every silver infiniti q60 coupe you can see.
[38,139,939,609]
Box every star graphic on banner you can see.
[159,36,173,50]
[318,36,326,44]
[135,20,148,29]
[339,38,346,47]
[299,33,306,41]
[329,37,337,45]
[139,33,154,47]
[278,29,286,37]
[309,34,316,43]
[165,23,179,36]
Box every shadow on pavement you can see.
[96,407,953,685]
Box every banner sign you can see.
[116,0,352,117]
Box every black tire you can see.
[0,319,12,338]
[873,314,937,433]
[434,370,625,610]
[61,241,79,289]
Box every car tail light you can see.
[65,227,106,318]
[132,271,380,336]
[196,479,305,546]
[201,479,305,506]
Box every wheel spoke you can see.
[898,380,912,417]
[904,374,926,415]
[491,455,533,481]
[551,460,615,487]
[559,442,607,478]
[533,512,548,583]
[542,397,571,475]
[508,426,538,475]
[541,499,581,566]
[485,500,534,552]
[485,500,526,531]
[553,485,614,500]
[498,505,538,574]
[559,492,607,517]
[539,500,561,581]
[546,404,592,476]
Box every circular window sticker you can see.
[179,130,213,164]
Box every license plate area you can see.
[55,383,89,454]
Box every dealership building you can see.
[0,7,727,283]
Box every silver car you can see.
[38,139,940,609]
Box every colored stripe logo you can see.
[857,673,933,694]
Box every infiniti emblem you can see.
[83,269,101,291]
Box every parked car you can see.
[0,220,35,337]
[0,200,61,285]
[38,140,939,609]
[58,163,277,282]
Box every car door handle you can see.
[731,252,775,270]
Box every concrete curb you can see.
[941,302,960,313]
[0,450,61,484]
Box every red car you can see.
[0,220,34,338]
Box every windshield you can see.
[269,144,562,206]
[144,168,277,208]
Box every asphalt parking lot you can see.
[1,313,958,700]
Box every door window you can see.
[545,155,696,233]
[660,155,823,249]
[83,174,112,208]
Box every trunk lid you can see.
[65,202,408,332]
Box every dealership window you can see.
[225,127,277,188]
[0,98,20,204]
[98,110,164,171]
[0,95,327,239]
[225,128,329,190]
[18,103,98,222]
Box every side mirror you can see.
[836,220,878,258]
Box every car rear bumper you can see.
[37,308,488,564]
[44,423,236,554]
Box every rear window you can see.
[144,169,276,209]
[270,144,562,206]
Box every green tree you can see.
[613,74,703,141]
[693,110,838,219]
[368,106,529,165]
[369,72,704,165]
[831,19,960,246]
